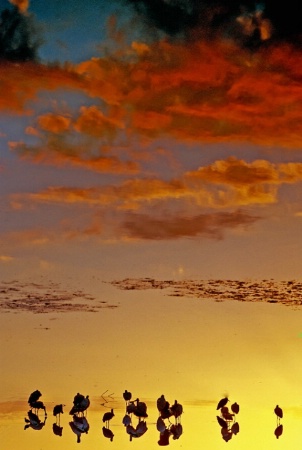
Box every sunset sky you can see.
[1,0,302,283]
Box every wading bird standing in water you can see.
[216,397,229,410]
[103,408,115,426]
[28,390,42,405]
[123,390,132,403]
[69,394,90,415]
[231,402,240,415]
[274,405,283,423]
[53,404,64,418]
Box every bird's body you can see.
[133,399,148,418]
[123,390,132,402]
[216,397,229,410]
[126,401,137,415]
[73,393,85,405]
[231,402,240,414]
[53,404,64,417]
[103,408,114,425]
[28,390,42,405]
[70,394,90,415]
[274,405,283,419]
[170,400,183,419]
[30,400,47,415]
[157,394,168,412]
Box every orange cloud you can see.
[0,61,84,114]
[185,157,280,186]
[37,113,71,133]
[9,140,140,175]
[3,39,302,152]
[75,40,302,147]
[9,0,29,13]
[11,157,302,212]
[74,105,124,138]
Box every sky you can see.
[1,0,302,282]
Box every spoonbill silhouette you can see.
[123,390,132,402]
[53,404,64,417]
[274,405,283,421]
[69,395,90,415]
[103,408,114,426]
[170,400,183,420]
[216,397,229,410]
[30,401,47,416]
[231,402,240,414]
[28,390,42,405]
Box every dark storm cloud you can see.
[122,0,302,48]
[0,5,40,61]
[121,209,260,240]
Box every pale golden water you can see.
[1,281,302,449]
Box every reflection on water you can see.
[2,391,302,448]
[2,282,302,449]
[10,388,297,448]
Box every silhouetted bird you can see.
[53,404,64,417]
[231,402,240,414]
[102,426,114,441]
[126,401,137,415]
[69,395,90,415]
[73,393,85,406]
[30,400,47,415]
[216,397,229,410]
[133,399,148,418]
[103,408,114,426]
[123,390,132,402]
[170,400,183,419]
[157,394,168,412]
[28,390,42,405]
[274,405,283,419]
